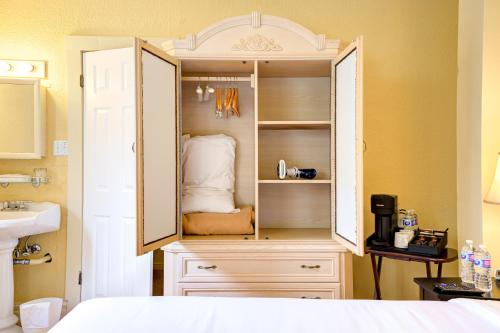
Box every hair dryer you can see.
[277,160,317,180]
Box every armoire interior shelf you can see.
[257,121,331,130]
[182,234,256,241]
[181,228,332,241]
[259,228,332,240]
[258,180,332,184]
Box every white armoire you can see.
[83,12,363,300]
[160,12,364,299]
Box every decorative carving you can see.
[163,12,341,57]
[232,34,283,52]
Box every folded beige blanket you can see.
[182,206,254,235]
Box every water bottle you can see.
[473,246,483,288]
[474,244,492,292]
[401,209,418,230]
[398,209,407,228]
[460,240,474,284]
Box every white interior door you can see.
[82,47,152,300]
[333,37,364,256]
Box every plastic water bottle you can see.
[474,244,492,292]
[460,240,475,284]
[401,209,418,230]
[473,246,483,288]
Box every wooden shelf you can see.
[257,60,331,77]
[182,234,256,241]
[259,228,332,240]
[258,121,331,130]
[181,230,332,241]
[259,179,331,184]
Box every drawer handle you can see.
[301,296,321,299]
[197,265,217,270]
[301,264,321,269]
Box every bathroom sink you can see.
[0,202,60,333]
[0,202,60,240]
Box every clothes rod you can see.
[182,76,252,82]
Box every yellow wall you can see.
[482,0,500,267]
[0,0,458,302]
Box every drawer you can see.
[179,253,339,283]
[177,282,341,299]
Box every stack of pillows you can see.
[181,134,254,235]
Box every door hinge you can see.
[79,74,84,88]
[78,271,82,285]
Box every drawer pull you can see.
[197,265,217,270]
[301,296,321,299]
[301,264,321,269]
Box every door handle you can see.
[301,265,321,269]
[132,142,135,153]
[197,265,217,270]
[301,296,321,299]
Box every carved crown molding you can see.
[163,11,340,57]
[232,34,283,52]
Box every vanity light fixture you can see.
[0,59,46,78]
[16,62,35,73]
[0,62,11,72]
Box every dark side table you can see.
[366,246,458,300]
[414,277,500,301]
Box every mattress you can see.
[50,296,500,333]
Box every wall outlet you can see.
[53,140,68,156]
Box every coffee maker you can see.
[370,194,398,247]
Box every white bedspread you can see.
[50,296,500,333]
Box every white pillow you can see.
[182,188,239,214]
[182,134,236,192]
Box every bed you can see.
[50,296,500,333]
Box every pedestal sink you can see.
[0,202,60,333]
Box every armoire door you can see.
[82,47,152,300]
[332,36,364,256]
[135,38,181,256]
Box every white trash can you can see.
[20,298,63,333]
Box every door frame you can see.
[65,36,169,310]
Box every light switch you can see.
[53,140,68,156]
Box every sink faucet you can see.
[1,201,32,211]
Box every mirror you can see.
[335,49,358,245]
[0,78,45,159]
[135,39,180,255]
[142,50,178,245]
